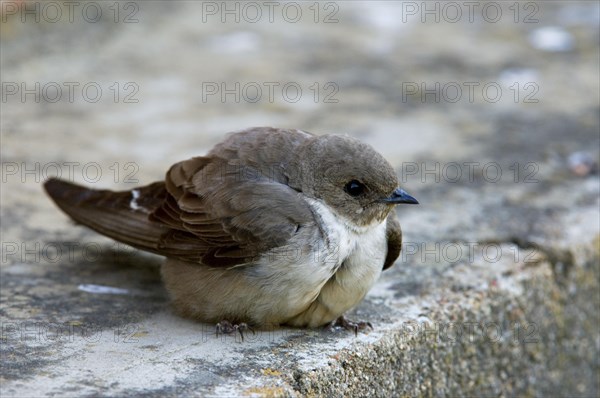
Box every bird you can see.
[44,127,418,337]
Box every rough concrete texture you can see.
[1,1,599,397]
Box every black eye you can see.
[344,180,366,197]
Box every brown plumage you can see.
[44,127,417,328]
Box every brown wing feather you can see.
[44,178,171,251]
[45,127,317,268]
[383,212,402,270]
[149,154,313,267]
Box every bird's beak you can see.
[380,188,419,205]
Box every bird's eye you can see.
[344,180,366,197]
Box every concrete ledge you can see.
[2,235,598,397]
[293,246,599,397]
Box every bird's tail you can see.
[44,178,169,253]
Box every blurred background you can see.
[2,1,598,182]
[1,1,599,395]
[2,0,599,238]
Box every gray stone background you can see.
[1,1,599,396]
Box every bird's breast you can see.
[319,217,387,315]
[285,198,387,326]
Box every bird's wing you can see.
[148,155,315,266]
[383,211,402,270]
[44,134,316,268]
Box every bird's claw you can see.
[215,320,255,341]
[328,316,373,336]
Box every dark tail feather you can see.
[44,178,169,254]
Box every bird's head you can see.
[288,134,418,228]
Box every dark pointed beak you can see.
[380,188,419,205]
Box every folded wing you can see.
[44,155,314,268]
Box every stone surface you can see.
[1,1,599,397]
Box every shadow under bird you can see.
[44,127,418,337]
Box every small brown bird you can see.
[44,127,418,336]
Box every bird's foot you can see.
[328,316,373,336]
[215,320,254,342]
